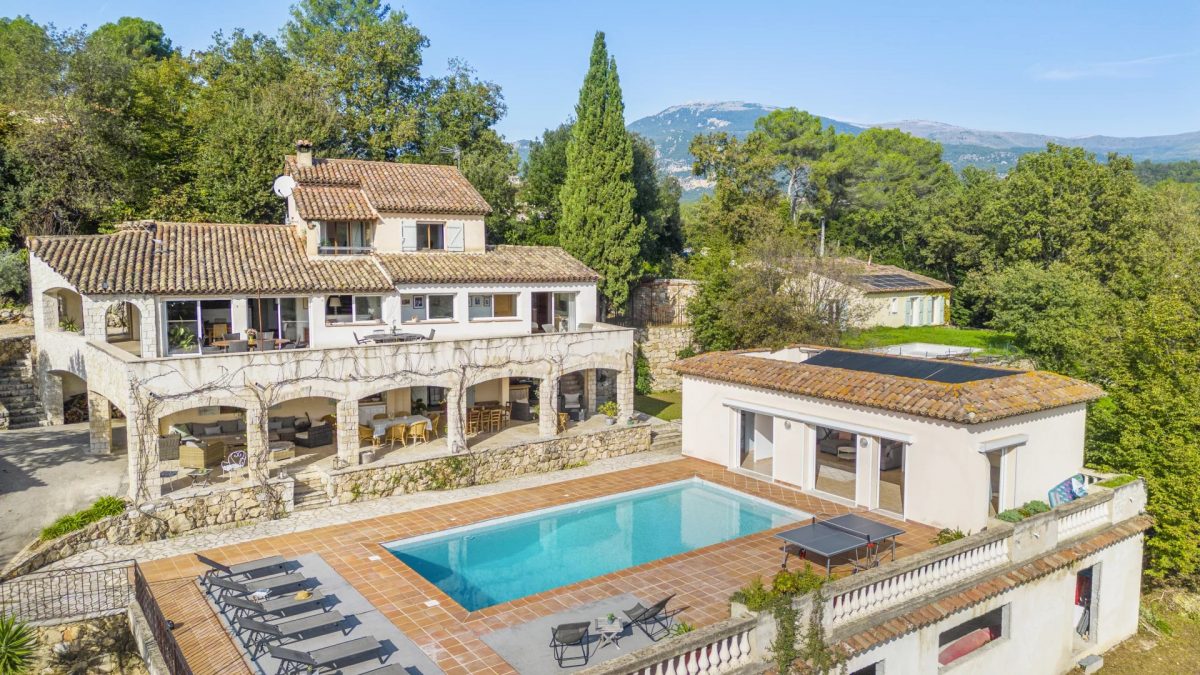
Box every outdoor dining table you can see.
[371,414,433,439]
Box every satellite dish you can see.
[272,175,296,198]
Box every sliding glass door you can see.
[249,298,310,344]
[164,299,232,354]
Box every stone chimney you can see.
[295,139,313,168]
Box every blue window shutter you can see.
[446,222,464,251]
[401,222,417,251]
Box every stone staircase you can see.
[292,472,331,511]
[0,352,45,430]
[649,421,682,454]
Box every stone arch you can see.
[102,300,143,356]
[41,286,83,333]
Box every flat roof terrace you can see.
[139,459,938,674]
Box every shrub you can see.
[730,576,773,611]
[0,249,29,300]
[933,528,967,545]
[597,400,619,418]
[676,345,697,360]
[668,621,695,636]
[39,496,127,542]
[1017,500,1051,517]
[996,509,1024,523]
[0,614,35,674]
[1096,474,1137,489]
[634,347,653,395]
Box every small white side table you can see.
[594,617,625,649]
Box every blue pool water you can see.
[384,479,805,611]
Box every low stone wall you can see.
[635,325,695,391]
[31,614,149,675]
[0,333,31,365]
[2,477,294,579]
[327,424,653,504]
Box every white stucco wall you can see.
[844,533,1145,674]
[680,375,1089,532]
[860,291,949,328]
[372,212,487,253]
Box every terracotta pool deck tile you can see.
[145,458,940,675]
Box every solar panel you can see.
[857,273,933,290]
[805,350,1018,384]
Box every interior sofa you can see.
[171,419,246,445]
[268,414,311,442]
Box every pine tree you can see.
[559,32,645,312]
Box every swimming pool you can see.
[384,478,806,611]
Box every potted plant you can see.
[412,398,427,415]
[598,401,619,424]
[167,325,196,352]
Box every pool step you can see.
[649,422,682,454]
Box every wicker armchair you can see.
[358,424,376,446]
[158,433,181,461]
[180,441,226,469]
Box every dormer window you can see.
[319,221,373,255]
[417,222,445,250]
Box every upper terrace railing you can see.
[603,479,1147,672]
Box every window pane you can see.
[354,296,382,322]
[468,294,491,319]
[494,294,516,317]
[418,223,444,250]
[327,295,353,324]
[429,294,454,319]
[401,295,424,322]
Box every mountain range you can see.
[517,101,1200,197]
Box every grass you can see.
[635,391,683,421]
[1091,591,1200,674]
[840,325,1018,355]
[1097,474,1138,489]
[39,496,127,542]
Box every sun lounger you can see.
[269,636,383,674]
[623,594,676,641]
[196,553,290,592]
[221,589,327,621]
[208,572,309,600]
[237,611,346,657]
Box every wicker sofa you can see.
[294,423,333,448]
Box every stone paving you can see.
[127,456,937,675]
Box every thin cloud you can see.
[1033,52,1195,81]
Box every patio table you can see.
[372,414,432,438]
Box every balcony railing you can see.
[318,244,374,255]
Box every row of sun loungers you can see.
[197,553,398,674]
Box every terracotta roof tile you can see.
[672,350,1104,423]
[28,222,392,295]
[292,185,380,221]
[376,246,600,285]
[285,157,491,216]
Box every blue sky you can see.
[8,1,1200,141]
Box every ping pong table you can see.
[776,513,905,576]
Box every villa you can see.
[25,141,636,502]
[819,258,953,328]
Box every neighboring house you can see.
[673,346,1148,673]
[825,257,953,328]
[27,142,635,502]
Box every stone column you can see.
[336,398,360,466]
[126,412,161,502]
[583,369,598,418]
[245,409,268,481]
[444,384,466,453]
[39,365,64,426]
[539,373,560,438]
[88,391,112,455]
[616,361,635,421]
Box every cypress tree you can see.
[559,32,645,312]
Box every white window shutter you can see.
[401,222,417,251]
[446,222,464,251]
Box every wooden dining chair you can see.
[388,423,408,449]
[489,409,503,432]
[502,402,512,425]
[427,412,442,438]
[407,421,429,445]
[467,409,482,435]
[557,412,569,434]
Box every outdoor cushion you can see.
[170,424,197,442]
[219,420,239,434]
[237,419,247,432]
[269,420,284,431]
[203,425,222,436]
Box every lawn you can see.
[840,325,1018,355]
[635,391,682,421]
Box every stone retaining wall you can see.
[0,333,31,365]
[2,477,294,579]
[635,325,695,392]
[327,424,653,504]
[32,614,149,675]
